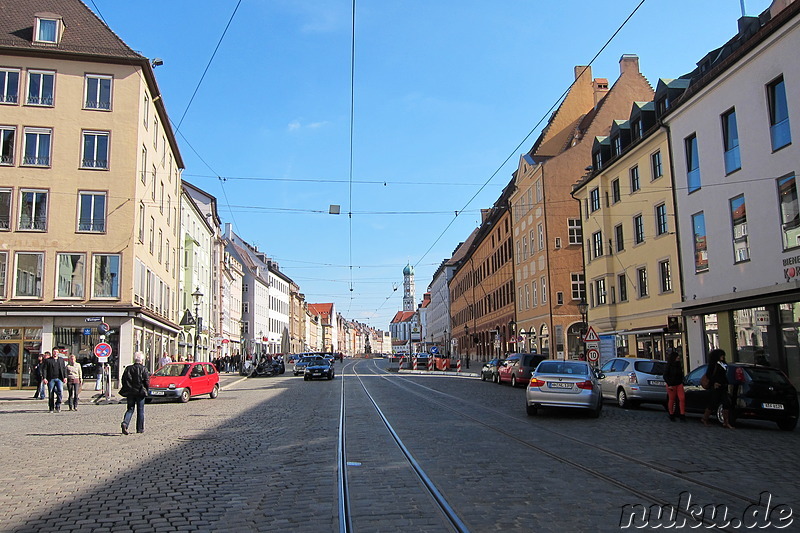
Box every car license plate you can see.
[151,390,165,396]
[548,382,572,389]
[649,380,666,386]
[763,403,784,410]
[313,372,321,376]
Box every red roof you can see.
[391,311,415,324]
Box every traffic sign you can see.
[85,317,103,322]
[583,326,600,343]
[430,346,439,355]
[94,342,112,362]
[587,348,600,362]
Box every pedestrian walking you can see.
[65,353,83,411]
[119,352,150,434]
[32,353,46,399]
[41,352,68,412]
[663,350,686,422]
[158,352,172,368]
[702,348,734,429]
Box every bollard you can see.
[428,357,434,371]
[413,357,418,371]
[457,359,462,372]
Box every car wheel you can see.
[179,389,191,403]
[526,403,538,416]
[511,375,517,387]
[209,384,219,399]
[304,375,309,381]
[590,398,603,418]
[777,418,797,431]
[328,373,334,380]
[617,388,629,408]
[481,373,485,381]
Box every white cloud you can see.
[287,119,329,132]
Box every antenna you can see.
[740,0,747,16]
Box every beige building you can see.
[0,0,183,387]
[573,106,682,363]
[509,56,654,360]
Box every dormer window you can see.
[34,14,63,44]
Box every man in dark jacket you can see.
[120,352,150,434]
[41,351,68,412]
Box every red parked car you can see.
[498,353,548,387]
[147,362,220,403]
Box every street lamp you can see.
[578,298,589,359]
[192,287,204,362]
[508,320,516,352]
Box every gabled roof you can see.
[0,0,141,61]
[391,311,415,324]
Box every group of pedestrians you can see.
[32,351,84,412]
[663,348,733,429]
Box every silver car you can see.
[599,357,668,408]
[525,360,603,418]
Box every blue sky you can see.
[89,0,773,329]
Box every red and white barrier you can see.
[457,359,462,372]
[413,357,418,371]
[428,357,434,371]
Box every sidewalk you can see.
[0,372,249,404]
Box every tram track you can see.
[354,359,764,532]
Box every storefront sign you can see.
[756,310,771,326]
[782,254,800,281]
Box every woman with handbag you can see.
[702,349,734,428]
[65,353,83,411]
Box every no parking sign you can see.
[94,342,112,363]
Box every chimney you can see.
[592,78,609,107]
[619,54,640,75]
[574,65,592,83]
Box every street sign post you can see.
[94,342,112,363]
[587,348,600,363]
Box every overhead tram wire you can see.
[365,0,649,320]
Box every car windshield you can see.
[536,361,588,376]
[153,364,190,377]
[308,358,327,366]
[299,357,316,364]
[634,360,668,375]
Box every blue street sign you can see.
[430,346,439,355]
[83,328,92,335]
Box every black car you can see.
[480,358,505,382]
[303,357,335,381]
[684,363,799,431]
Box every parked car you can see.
[599,357,668,408]
[480,358,505,382]
[684,363,799,431]
[303,357,335,381]
[498,353,548,387]
[526,360,604,417]
[293,355,318,376]
[148,362,220,403]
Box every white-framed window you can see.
[92,254,120,298]
[153,117,158,149]
[592,231,603,258]
[27,70,54,106]
[84,74,112,110]
[651,151,663,180]
[659,260,672,293]
[0,125,15,165]
[594,278,606,305]
[151,165,157,200]
[34,16,60,43]
[541,276,547,303]
[524,285,530,310]
[0,68,20,104]
[149,216,155,254]
[143,93,149,127]
[522,235,528,260]
[655,203,668,236]
[159,182,164,213]
[589,187,600,212]
[0,188,11,230]
[571,272,585,301]
[14,252,43,298]
[537,223,544,250]
[633,214,644,244]
[165,239,170,271]
[0,252,7,298]
[18,189,47,231]
[81,131,109,169]
[535,179,542,203]
[78,191,106,232]
[138,202,145,243]
[23,127,51,166]
[568,219,581,245]
[158,230,163,263]
[529,230,535,253]
[56,253,86,298]
[630,165,640,193]
[531,280,538,306]
[141,146,147,183]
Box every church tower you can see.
[402,263,415,311]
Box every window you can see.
[138,203,145,243]
[56,253,85,298]
[571,273,585,301]
[655,203,668,236]
[532,280,537,306]
[615,224,624,253]
[0,252,6,298]
[143,94,149,127]
[721,109,741,174]
[23,128,51,166]
[78,191,106,232]
[659,260,672,293]
[524,285,530,310]
[612,135,622,156]
[27,70,54,106]
[592,231,603,258]
[618,273,627,302]
[637,267,648,298]
[0,189,10,230]
[630,166,640,193]
[778,174,800,250]
[165,239,170,271]
[768,76,791,151]
[35,17,59,43]
[529,230,535,253]
[685,134,701,192]
[149,216,155,254]
[611,178,620,203]
[158,230,163,263]
[18,189,47,231]
[541,276,547,303]
[589,188,600,212]
[159,182,164,213]
[537,223,544,250]
[0,126,14,164]
[92,254,120,298]
[594,278,606,305]
[141,146,147,183]
[535,179,542,202]
[0,68,20,104]
[693,212,709,272]
[567,219,581,245]
[81,131,109,169]
[14,252,43,297]
[632,118,642,140]
[729,195,749,262]
[633,214,644,244]
[85,74,112,110]
[651,151,663,180]
[557,291,564,305]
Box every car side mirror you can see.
[597,372,605,380]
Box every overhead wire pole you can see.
[347,0,357,316]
